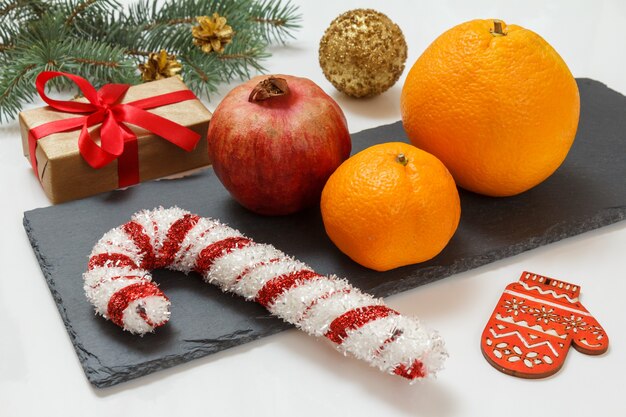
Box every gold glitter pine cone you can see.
[138,50,182,82]
[192,13,234,54]
[319,9,408,98]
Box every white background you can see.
[1,1,625,416]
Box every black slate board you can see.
[23,79,626,388]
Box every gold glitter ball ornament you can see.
[192,13,234,54]
[319,9,407,98]
[138,50,183,82]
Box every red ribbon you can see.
[28,71,201,187]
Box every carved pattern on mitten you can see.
[481,272,609,378]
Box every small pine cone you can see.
[138,50,182,82]
[192,13,234,54]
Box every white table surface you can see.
[1,1,625,416]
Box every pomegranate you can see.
[207,74,351,215]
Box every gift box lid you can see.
[19,76,211,161]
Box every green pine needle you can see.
[250,0,302,44]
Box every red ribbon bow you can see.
[28,71,201,187]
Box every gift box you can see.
[19,74,211,204]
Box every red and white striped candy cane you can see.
[84,207,447,380]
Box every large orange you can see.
[401,19,580,196]
[320,142,460,272]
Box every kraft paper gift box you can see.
[19,76,211,204]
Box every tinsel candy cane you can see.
[84,207,447,380]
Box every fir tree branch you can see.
[218,51,260,60]
[72,57,119,68]
[142,17,194,31]
[183,57,210,83]
[65,0,98,26]
[0,1,20,17]
[65,38,137,84]
[249,0,301,43]
[0,0,300,122]
[62,0,124,38]
[0,62,38,122]
[213,30,268,80]
[75,8,142,50]
[125,49,152,57]
[251,16,286,26]
[0,63,35,102]
[0,0,48,42]
[0,0,46,18]
[180,53,219,98]
[129,0,253,35]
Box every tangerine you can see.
[401,19,580,196]
[320,142,460,272]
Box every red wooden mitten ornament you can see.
[481,272,608,378]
